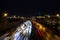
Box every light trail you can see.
[12,20,32,40]
[0,20,32,40]
[32,20,60,40]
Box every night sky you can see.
[0,0,60,16]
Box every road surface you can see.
[32,20,60,40]
[0,20,60,40]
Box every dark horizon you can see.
[0,0,60,16]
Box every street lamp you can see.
[4,13,8,17]
[56,14,59,17]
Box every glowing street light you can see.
[4,13,8,17]
[56,14,59,17]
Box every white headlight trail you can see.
[13,20,32,40]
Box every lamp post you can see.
[3,13,8,17]
[56,14,59,17]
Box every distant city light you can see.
[48,15,50,18]
[18,16,20,18]
[13,15,16,18]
